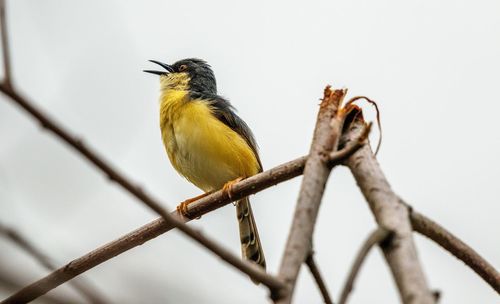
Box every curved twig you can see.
[306,251,334,304]
[338,228,391,304]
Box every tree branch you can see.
[275,87,346,303]
[0,126,368,304]
[343,117,435,304]
[338,228,391,304]
[409,207,500,293]
[0,223,108,304]
[0,0,11,88]
[305,251,334,304]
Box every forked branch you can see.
[342,116,435,303]
[306,251,334,304]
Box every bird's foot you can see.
[176,192,212,219]
[222,177,244,202]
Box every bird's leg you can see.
[222,177,244,203]
[176,191,213,218]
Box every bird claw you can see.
[222,177,243,201]
[176,191,212,219]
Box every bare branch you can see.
[0,223,108,304]
[275,87,346,303]
[409,207,500,293]
[338,228,391,304]
[0,0,12,88]
[343,117,435,304]
[0,128,369,304]
[305,251,334,304]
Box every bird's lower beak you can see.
[143,60,174,76]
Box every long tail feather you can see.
[236,197,266,277]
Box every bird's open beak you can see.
[143,60,174,76]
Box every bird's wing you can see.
[191,92,263,172]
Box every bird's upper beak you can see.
[143,60,174,76]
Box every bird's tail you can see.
[236,197,266,277]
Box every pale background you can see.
[0,1,499,303]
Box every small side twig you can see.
[0,0,12,88]
[305,251,334,304]
[338,228,391,304]
[0,223,108,304]
[408,207,500,293]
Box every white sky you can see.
[0,0,499,303]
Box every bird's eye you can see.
[178,64,187,72]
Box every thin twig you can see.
[0,0,11,88]
[305,251,334,304]
[275,86,346,303]
[343,116,435,304]
[0,223,108,304]
[408,206,500,293]
[338,228,391,304]
[0,87,281,302]
[0,128,369,304]
[0,274,76,304]
[343,96,381,155]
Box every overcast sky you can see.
[0,1,499,303]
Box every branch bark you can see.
[343,118,435,304]
[306,251,334,304]
[409,207,500,293]
[0,223,108,304]
[338,228,391,304]
[275,87,346,303]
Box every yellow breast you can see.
[159,89,260,192]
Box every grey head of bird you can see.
[144,58,217,95]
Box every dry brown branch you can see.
[409,207,500,293]
[338,228,391,304]
[343,117,435,303]
[0,130,369,304]
[0,223,108,304]
[274,87,346,303]
[0,0,11,88]
[305,251,334,304]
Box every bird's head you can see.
[144,58,217,94]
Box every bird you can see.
[144,58,266,272]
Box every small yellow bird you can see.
[145,58,266,270]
